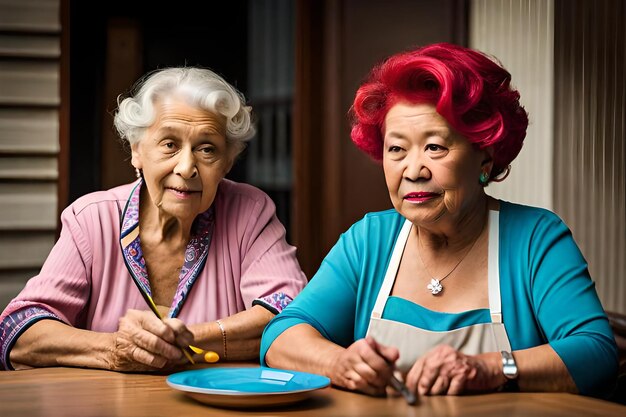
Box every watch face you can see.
[501,351,519,379]
[503,363,518,378]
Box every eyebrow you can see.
[153,125,224,140]
[153,125,180,136]
[385,127,450,139]
[423,128,450,137]
[197,129,224,137]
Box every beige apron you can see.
[365,210,512,372]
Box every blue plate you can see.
[167,366,331,408]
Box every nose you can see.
[173,148,198,179]
[403,150,430,182]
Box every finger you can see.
[386,384,401,397]
[405,358,424,394]
[359,346,394,376]
[126,326,182,360]
[343,368,364,391]
[447,371,468,395]
[345,369,385,396]
[123,309,177,344]
[429,374,450,395]
[365,337,400,365]
[135,330,183,360]
[339,340,390,396]
[353,361,387,388]
[175,332,194,350]
[433,362,463,396]
[418,357,443,395]
[360,338,397,385]
[163,318,194,347]
[418,345,464,395]
[130,345,168,368]
[136,313,177,343]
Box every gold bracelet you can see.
[216,319,227,360]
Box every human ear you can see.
[480,146,495,173]
[478,147,495,186]
[130,142,143,170]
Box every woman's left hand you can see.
[404,344,506,395]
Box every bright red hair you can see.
[350,43,528,180]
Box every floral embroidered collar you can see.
[119,179,215,318]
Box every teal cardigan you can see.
[261,201,618,396]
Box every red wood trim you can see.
[57,0,70,238]
[292,0,325,278]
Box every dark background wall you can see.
[293,0,467,275]
[68,1,249,203]
[67,0,467,277]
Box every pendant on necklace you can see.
[427,278,443,295]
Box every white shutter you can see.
[0,0,61,310]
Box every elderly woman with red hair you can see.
[261,43,617,397]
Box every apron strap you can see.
[487,210,502,324]
[371,219,412,318]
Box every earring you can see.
[135,168,142,179]
[479,171,490,186]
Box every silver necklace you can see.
[417,229,482,296]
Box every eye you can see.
[197,145,217,156]
[425,144,444,152]
[160,140,177,153]
[387,145,403,153]
[424,143,449,159]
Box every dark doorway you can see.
[68,1,294,238]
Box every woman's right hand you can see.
[108,309,194,372]
[328,336,399,396]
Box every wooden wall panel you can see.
[0,0,61,309]
[0,233,56,269]
[0,157,57,180]
[0,183,57,230]
[293,0,467,277]
[0,34,60,58]
[0,0,60,32]
[0,109,59,154]
[0,269,40,313]
[0,61,60,106]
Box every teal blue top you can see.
[260,201,618,396]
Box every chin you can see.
[161,202,200,217]
[402,207,446,225]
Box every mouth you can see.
[165,186,201,197]
[403,191,441,203]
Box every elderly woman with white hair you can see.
[0,67,307,372]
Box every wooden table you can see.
[0,365,623,417]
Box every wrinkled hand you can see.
[108,309,194,372]
[328,336,399,396]
[405,345,505,396]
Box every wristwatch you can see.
[500,350,519,391]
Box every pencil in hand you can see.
[366,336,416,405]
[143,295,220,364]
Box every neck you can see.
[139,188,193,244]
[415,194,490,253]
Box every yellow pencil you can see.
[144,295,220,364]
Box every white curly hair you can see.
[113,67,255,157]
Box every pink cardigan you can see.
[0,179,307,369]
